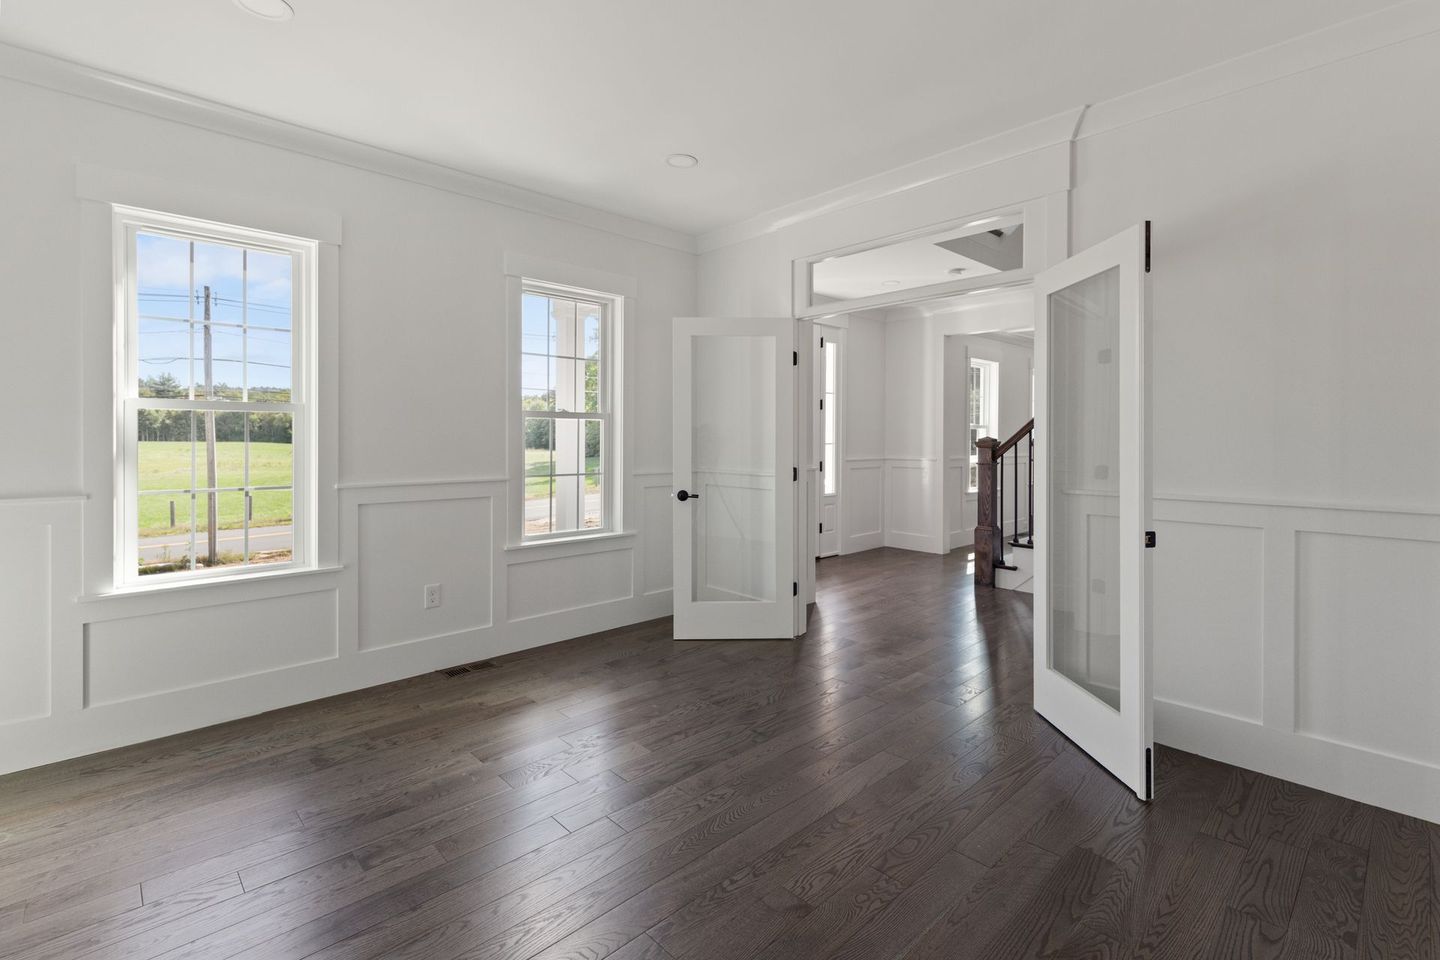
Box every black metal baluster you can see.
[1011,446,1019,546]
[1027,430,1034,545]
[997,445,1003,551]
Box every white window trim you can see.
[507,275,625,546]
[968,357,1000,493]
[112,205,319,588]
[821,335,840,498]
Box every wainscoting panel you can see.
[1150,495,1440,823]
[358,495,493,651]
[86,588,340,706]
[1295,530,1440,769]
[640,475,673,596]
[0,508,57,725]
[842,458,883,554]
[1151,518,1264,722]
[508,546,635,621]
[884,459,939,553]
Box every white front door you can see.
[1033,223,1155,800]
[672,317,796,639]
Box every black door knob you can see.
[676,489,700,501]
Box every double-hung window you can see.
[116,207,315,583]
[968,358,999,492]
[519,281,616,540]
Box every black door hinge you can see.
[819,398,824,410]
[819,459,824,473]
[1144,220,1151,274]
[793,350,798,366]
[793,466,798,481]
[818,522,823,533]
[793,581,799,597]
[820,336,825,348]
[1145,530,1157,548]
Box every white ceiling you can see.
[0,0,1400,236]
[812,215,1023,301]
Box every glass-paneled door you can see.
[1033,223,1155,800]
[672,318,796,639]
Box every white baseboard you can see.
[844,531,884,554]
[1156,699,1440,824]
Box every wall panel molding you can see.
[883,459,943,554]
[1145,493,1440,822]
[842,460,884,555]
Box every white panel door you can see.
[673,317,796,639]
[1033,223,1154,800]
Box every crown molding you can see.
[0,42,697,255]
[696,107,1085,255]
[1078,0,1440,140]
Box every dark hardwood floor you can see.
[1,547,1435,959]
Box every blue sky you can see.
[136,232,294,394]
[520,292,601,410]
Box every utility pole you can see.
[203,285,218,566]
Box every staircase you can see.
[974,418,1033,591]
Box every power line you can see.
[139,357,292,370]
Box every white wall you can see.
[697,21,1440,821]
[0,71,695,773]
[834,311,887,555]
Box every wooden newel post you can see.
[974,437,1003,587]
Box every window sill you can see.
[504,530,637,560]
[78,563,345,603]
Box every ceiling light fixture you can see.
[881,280,902,288]
[948,267,967,276]
[665,154,700,168]
[234,0,295,21]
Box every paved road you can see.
[139,524,293,562]
[525,492,604,525]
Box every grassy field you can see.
[524,447,601,499]
[137,441,292,537]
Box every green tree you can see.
[140,373,184,398]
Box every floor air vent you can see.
[438,660,499,677]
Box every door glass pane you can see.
[1047,265,1122,710]
[691,335,776,602]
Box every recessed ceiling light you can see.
[665,154,699,168]
[881,280,902,288]
[234,0,295,21]
[948,267,967,276]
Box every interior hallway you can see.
[0,549,1432,959]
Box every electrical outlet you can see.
[423,583,442,609]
